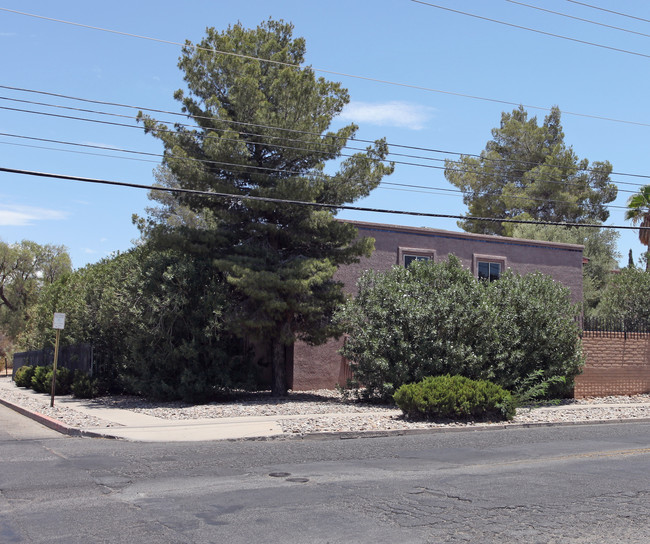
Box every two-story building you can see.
[291,219,584,390]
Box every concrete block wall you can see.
[574,332,650,398]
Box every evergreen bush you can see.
[338,257,583,401]
[71,373,99,399]
[393,375,516,421]
[30,366,51,393]
[14,365,35,388]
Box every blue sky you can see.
[2,0,649,268]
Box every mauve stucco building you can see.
[291,219,585,391]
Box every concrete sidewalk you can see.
[0,376,290,441]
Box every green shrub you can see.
[14,365,35,388]
[31,366,52,393]
[71,373,99,399]
[337,256,583,401]
[53,367,75,396]
[29,366,78,396]
[394,375,516,421]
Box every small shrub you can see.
[393,374,516,421]
[31,366,52,393]
[71,373,99,399]
[14,365,35,388]
[53,367,75,396]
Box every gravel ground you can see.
[2,377,650,434]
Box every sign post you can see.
[50,313,66,408]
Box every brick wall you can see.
[575,331,650,398]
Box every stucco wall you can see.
[335,220,584,301]
[575,332,650,398]
[292,220,585,391]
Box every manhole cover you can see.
[268,472,291,478]
[286,477,309,483]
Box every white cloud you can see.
[0,205,67,226]
[0,32,17,37]
[340,101,435,130]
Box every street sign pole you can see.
[50,313,66,408]
[50,329,60,408]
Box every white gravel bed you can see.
[102,390,398,420]
[279,402,650,434]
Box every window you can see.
[474,254,506,282]
[404,255,431,268]
[477,261,501,281]
[399,247,435,268]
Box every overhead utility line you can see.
[506,0,650,38]
[1,130,639,198]
[566,1,650,24]
[6,84,650,163]
[0,166,642,230]
[3,91,647,187]
[3,8,650,128]
[411,1,650,60]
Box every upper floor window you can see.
[404,254,431,268]
[474,254,506,282]
[398,247,435,268]
[477,261,501,281]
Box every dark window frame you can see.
[398,247,436,267]
[473,254,506,281]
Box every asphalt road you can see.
[1,404,649,543]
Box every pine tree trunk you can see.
[270,321,292,396]
[271,338,287,396]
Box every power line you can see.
[0,90,618,181]
[2,97,645,192]
[6,85,650,172]
[0,139,160,164]
[506,0,650,38]
[1,135,630,211]
[1,130,639,201]
[4,8,650,130]
[566,1,650,24]
[411,0,650,59]
[1,166,645,230]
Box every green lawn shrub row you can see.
[393,375,516,421]
[13,365,99,398]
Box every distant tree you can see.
[139,19,393,395]
[597,267,650,324]
[627,249,635,269]
[510,223,619,315]
[445,106,617,235]
[625,185,650,271]
[0,240,71,344]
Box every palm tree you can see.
[626,185,650,270]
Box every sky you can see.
[2,0,650,269]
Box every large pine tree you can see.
[444,106,617,236]
[139,19,393,395]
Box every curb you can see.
[0,397,121,440]
[292,416,650,441]
[3,396,650,443]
